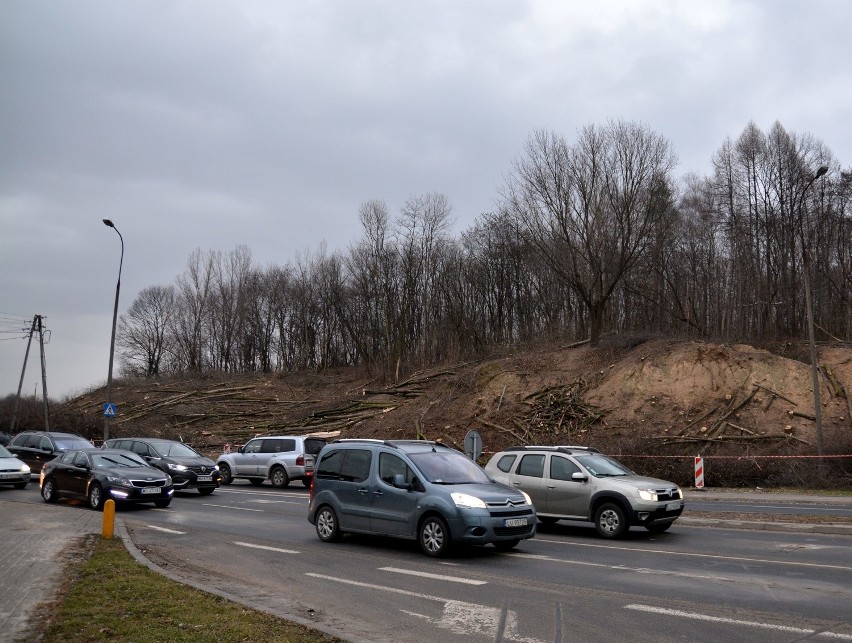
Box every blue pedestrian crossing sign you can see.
[103,403,117,417]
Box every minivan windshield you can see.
[408,450,492,484]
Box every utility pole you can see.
[9,314,50,433]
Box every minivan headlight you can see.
[451,492,487,509]
[638,488,658,502]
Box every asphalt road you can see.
[3,482,852,642]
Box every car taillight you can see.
[296,455,304,466]
[309,476,314,500]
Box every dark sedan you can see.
[40,449,174,510]
[103,438,220,494]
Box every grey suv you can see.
[484,446,684,538]
[308,439,536,557]
[217,435,325,488]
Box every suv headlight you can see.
[451,492,487,509]
[167,463,188,472]
[638,488,659,502]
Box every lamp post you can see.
[796,165,828,462]
[103,219,124,441]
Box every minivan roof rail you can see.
[331,438,445,450]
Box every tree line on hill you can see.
[117,119,851,381]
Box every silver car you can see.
[484,445,684,538]
[0,445,31,489]
[216,435,326,488]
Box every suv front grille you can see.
[656,488,680,501]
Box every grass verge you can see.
[40,536,339,643]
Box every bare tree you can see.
[504,122,677,345]
[117,285,175,377]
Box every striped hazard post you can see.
[694,455,705,488]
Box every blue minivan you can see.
[308,439,536,557]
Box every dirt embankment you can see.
[60,339,852,485]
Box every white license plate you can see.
[666,501,681,511]
[0,473,18,479]
[196,475,212,482]
[504,518,528,527]
[141,487,161,494]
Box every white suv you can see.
[484,446,684,538]
[216,435,326,488]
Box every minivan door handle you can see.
[358,488,369,495]
[373,490,383,496]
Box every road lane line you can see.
[234,541,299,554]
[378,567,487,585]
[534,539,852,572]
[201,503,263,512]
[624,604,852,640]
[145,525,186,535]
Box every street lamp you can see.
[103,218,124,441]
[796,165,828,461]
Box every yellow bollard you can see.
[102,499,116,539]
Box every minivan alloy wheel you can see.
[316,506,340,542]
[420,515,451,557]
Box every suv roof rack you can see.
[506,445,601,454]
[331,438,444,450]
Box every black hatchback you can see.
[7,431,95,478]
[40,448,174,510]
[103,438,220,495]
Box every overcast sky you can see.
[1,0,850,405]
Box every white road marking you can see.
[234,541,299,554]
[378,566,487,585]
[145,525,186,535]
[305,573,542,642]
[201,503,263,512]
[625,604,852,640]
[535,538,852,571]
[248,499,305,505]
[216,488,307,499]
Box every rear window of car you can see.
[495,454,517,473]
[305,438,326,456]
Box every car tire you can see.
[420,515,452,557]
[41,477,58,503]
[315,506,340,542]
[249,478,264,487]
[595,502,627,538]
[494,539,520,551]
[88,484,105,511]
[198,487,215,496]
[154,498,172,508]
[13,480,28,490]
[218,463,233,485]
[270,466,290,489]
[646,521,673,534]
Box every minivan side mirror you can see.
[392,474,410,490]
[572,471,588,482]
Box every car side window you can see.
[550,456,581,481]
[517,454,545,478]
[379,453,413,486]
[73,452,88,467]
[243,440,262,454]
[131,442,151,457]
[280,439,296,452]
[316,449,343,479]
[261,439,282,453]
[496,454,517,473]
[340,449,372,483]
[39,436,53,451]
[60,452,75,464]
[12,433,29,447]
[116,440,131,451]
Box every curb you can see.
[678,516,852,536]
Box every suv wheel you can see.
[315,506,340,542]
[219,463,233,485]
[42,477,58,503]
[595,502,627,538]
[270,466,290,489]
[420,515,452,557]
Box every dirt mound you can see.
[54,339,850,469]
